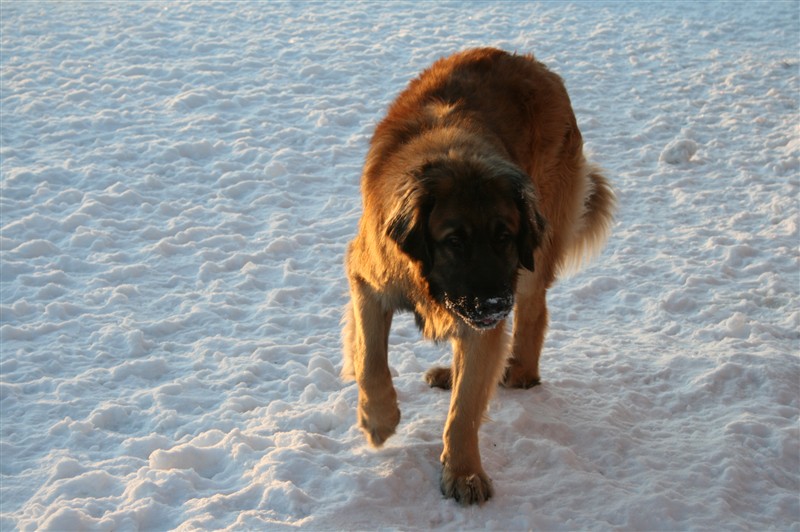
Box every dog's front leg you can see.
[440,324,509,505]
[345,277,400,447]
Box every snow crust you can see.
[1,1,798,530]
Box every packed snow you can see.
[1,1,798,530]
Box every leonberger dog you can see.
[342,48,615,505]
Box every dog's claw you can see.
[441,465,493,505]
[358,400,400,447]
[501,363,541,389]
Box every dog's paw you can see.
[501,362,540,389]
[358,399,400,447]
[424,366,452,390]
[440,463,493,505]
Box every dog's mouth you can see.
[444,294,514,330]
[470,314,506,330]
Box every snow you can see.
[1,1,798,530]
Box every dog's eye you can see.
[496,230,513,246]
[444,235,465,251]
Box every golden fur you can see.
[342,48,615,505]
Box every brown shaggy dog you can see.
[342,48,615,505]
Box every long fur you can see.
[557,163,617,276]
[342,47,616,505]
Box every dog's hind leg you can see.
[504,253,556,389]
[506,159,614,388]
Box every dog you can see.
[342,47,615,505]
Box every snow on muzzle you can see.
[444,292,514,330]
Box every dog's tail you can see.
[558,162,616,276]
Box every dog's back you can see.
[368,47,614,280]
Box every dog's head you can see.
[386,157,546,330]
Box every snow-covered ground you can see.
[1,1,798,530]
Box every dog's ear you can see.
[386,180,433,269]
[515,180,547,272]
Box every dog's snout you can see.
[444,292,514,330]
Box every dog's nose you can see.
[475,295,513,317]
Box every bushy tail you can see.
[558,163,616,276]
